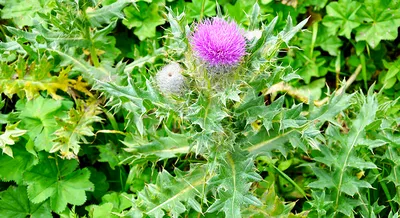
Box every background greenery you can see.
[0,0,399,217]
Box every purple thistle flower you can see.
[191,17,246,73]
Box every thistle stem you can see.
[82,9,100,67]
[200,0,206,20]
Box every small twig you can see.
[315,64,362,106]
[265,64,362,107]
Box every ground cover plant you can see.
[0,0,399,217]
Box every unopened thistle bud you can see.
[244,30,262,42]
[155,62,185,95]
[190,17,246,75]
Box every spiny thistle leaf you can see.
[279,15,309,44]
[94,75,175,136]
[187,94,229,134]
[308,88,380,216]
[207,149,262,217]
[332,89,378,211]
[243,127,295,157]
[122,126,190,163]
[244,182,307,217]
[0,58,67,100]
[383,147,400,204]
[1,1,124,65]
[0,58,92,100]
[0,122,27,157]
[124,48,166,73]
[132,166,207,218]
[242,90,355,156]
[86,0,133,27]
[51,98,103,159]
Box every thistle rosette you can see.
[191,17,246,74]
[155,62,186,95]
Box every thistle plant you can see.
[95,4,317,217]
[111,5,314,217]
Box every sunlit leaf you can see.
[23,153,94,212]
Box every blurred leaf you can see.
[244,183,304,217]
[0,143,36,184]
[102,192,133,212]
[355,0,400,48]
[97,142,124,170]
[88,167,110,201]
[224,0,256,24]
[86,192,133,217]
[0,0,55,27]
[123,2,166,40]
[185,0,216,22]
[322,0,362,39]
[86,203,114,218]
[0,186,52,218]
[86,0,131,27]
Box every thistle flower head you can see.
[155,62,185,95]
[191,17,246,70]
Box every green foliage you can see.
[322,0,362,39]
[0,0,55,27]
[0,144,36,184]
[51,98,103,159]
[284,0,400,97]
[0,122,27,157]
[0,0,399,217]
[355,0,400,48]
[0,186,52,218]
[132,166,206,217]
[186,0,216,22]
[207,150,262,217]
[123,2,166,40]
[0,58,75,100]
[308,88,380,216]
[86,192,133,217]
[23,153,94,212]
[244,182,307,217]
[17,96,70,152]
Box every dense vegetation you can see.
[0,0,399,217]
